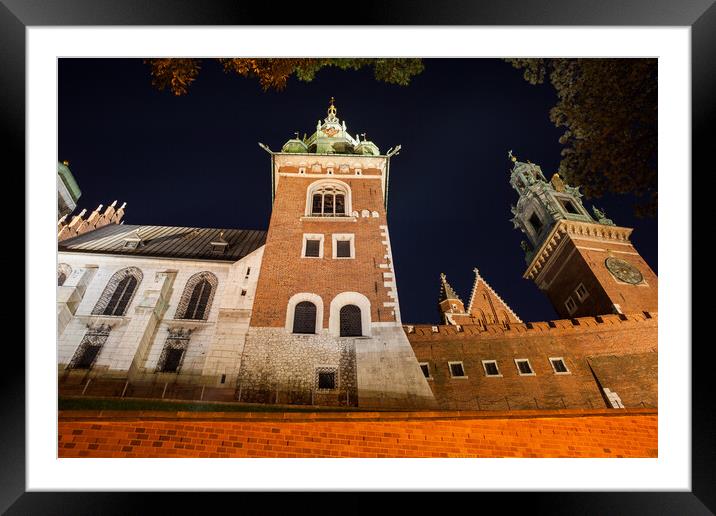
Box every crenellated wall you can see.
[406,312,657,411]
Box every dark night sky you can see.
[58,58,657,324]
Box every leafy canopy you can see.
[145,58,425,96]
[506,58,657,217]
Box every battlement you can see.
[404,311,657,339]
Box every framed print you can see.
[5,0,710,512]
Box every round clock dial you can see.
[605,257,643,284]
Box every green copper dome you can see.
[281,138,309,153]
[279,98,381,156]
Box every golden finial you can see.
[508,150,517,163]
[63,160,69,166]
[327,96,337,117]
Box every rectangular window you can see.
[317,370,336,390]
[482,360,501,377]
[574,283,589,302]
[448,361,466,378]
[560,198,580,214]
[419,363,431,379]
[123,240,139,249]
[336,240,351,258]
[515,359,535,376]
[302,234,324,258]
[565,296,577,314]
[305,239,321,257]
[240,289,247,296]
[332,234,354,259]
[550,357,570,374]
[529,212,543,234]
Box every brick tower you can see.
[508,151,658,318]
[237,99,436,409]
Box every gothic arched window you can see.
[175,272,218,321]
[57,272,67,287]
[292,301,317,334]
[308,181,350,217]
[339,304,362,337]
[92,267,143,316]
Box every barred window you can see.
[68,326,111,370]
[156,330,190,373]
[182,279,212,320]
[103,275,138,316]
[311,185,347,216]
[317,370,336,390]
[339,304,362,337]
[175,272,218,321]
[161,348,184,373]
[293,301,317,334]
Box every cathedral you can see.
[57,100,658,412]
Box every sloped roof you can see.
[58,224,266,262]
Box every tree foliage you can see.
[146,58,424,96]
[506,59,657,217]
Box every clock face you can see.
[605,257,644,284]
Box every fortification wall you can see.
[406,312,657,411]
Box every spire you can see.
[438,272,462,303]
[326,96,338,122]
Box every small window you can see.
[245,267,251,277]
[302,234,324,258]
[529,212,543,234]
[332,234,354,259]
[160,347,184,373]
[448,361,466,378]
[565,296,577,314]
[240,289,247,296]
[336,240,351,258]
[419,363,431,379]
[560,198,580,214]
[74,344,102,369]
[515,359,535,376]
[482,360,501,377]
[57,272,67,286]
[305,239,321,257]
[339,304,362,337]
[550,357,570,374]
[123,240,139,249]
[574,283,589,302]
[292,301,317,334]
[317,370,336,390]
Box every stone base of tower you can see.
[353,325,437,410]
[236,326,436,410]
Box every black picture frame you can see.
[5,0,708,513]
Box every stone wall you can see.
[57,248,264,387]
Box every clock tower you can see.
[508,152,657,318]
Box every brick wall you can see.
[58,408,657,458]
[407,312,657,410]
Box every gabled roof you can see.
[58,224,267,262]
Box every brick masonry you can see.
[407,312,657,411]
[58,408,657,458]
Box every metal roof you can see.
[58,224,266,262]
